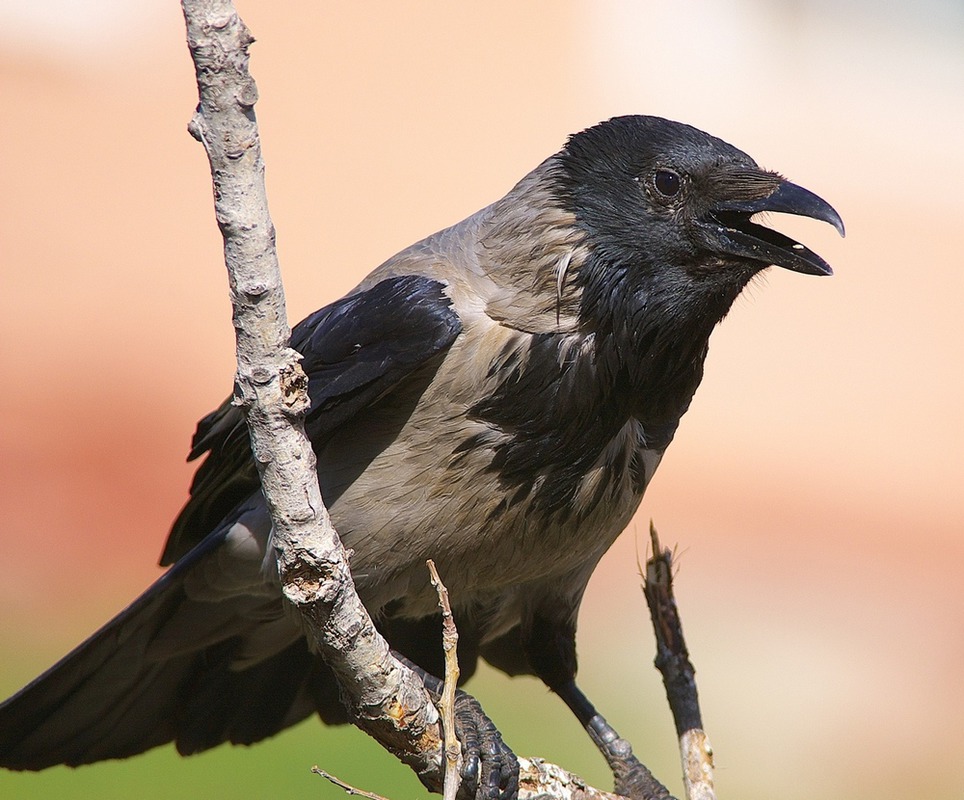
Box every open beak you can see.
[701,177,845,276]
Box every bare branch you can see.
[643,523,716,800]
[180,0,443,787]
[517,758,628,800]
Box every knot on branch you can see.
[279,554,344,606]
[249,366,272,386]
[187,113,205,142]
[236,78,259,108]
[280,358,310,414]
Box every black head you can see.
[553,115,844,282]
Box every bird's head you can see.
[553,115,844,285]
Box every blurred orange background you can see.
[1,3,961,799]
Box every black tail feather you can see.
[0,533,338,771]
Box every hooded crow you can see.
[0,115,843,798]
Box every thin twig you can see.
[643,522,716,800]
[311,766,392,800]
[427,560,463,800]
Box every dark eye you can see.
[653,169,681,197]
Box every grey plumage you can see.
[0,115,843,781]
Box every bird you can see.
[0,115,843,798]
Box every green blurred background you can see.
[1,2,961,799]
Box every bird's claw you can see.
[612,754,674,800]
[453,690,519,800]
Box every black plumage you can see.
[0,115,843,795]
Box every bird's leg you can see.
[555,679,671,800]
[524,616,672,800]
[394,654,519,800]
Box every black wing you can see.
[0,274,461,770]
[162,274,462,564]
